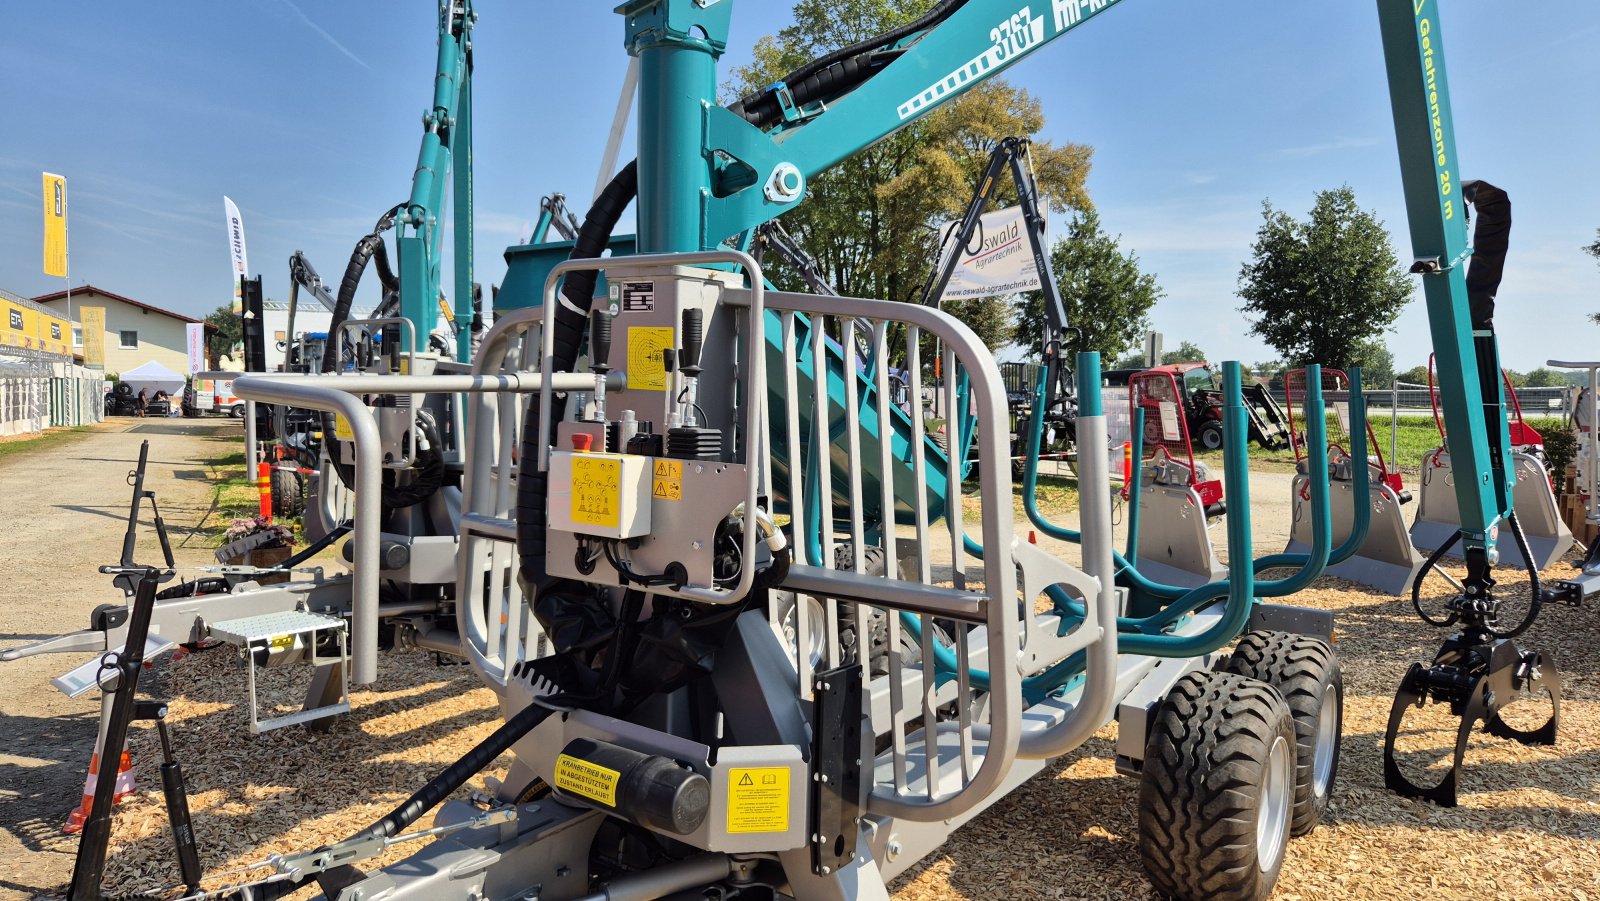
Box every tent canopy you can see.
[119,360,186,396]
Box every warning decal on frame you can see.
[334,413,355,441]
[570,456,622,528]
[652,458,682,501]
[555,754,620,807]
[627,326,674,392]
[621,281,655,312]
[726,766,789,834]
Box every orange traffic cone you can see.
[62,739,136,834]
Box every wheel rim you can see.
[1259,734,1292,871]
[775,595,827,670]
[1313,682,1339,799]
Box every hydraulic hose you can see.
[730,0,969,127]
[323,207,402,373]
[516,161,638,589]
[353,701,557,843]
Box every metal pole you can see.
[1391,379,1399,465]
[1580,363,1593,524]
[243,399,257,480]
[231,377,382,684]
[595,57,640,204]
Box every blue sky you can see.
[1,1,1596,374]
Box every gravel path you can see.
[0,419,241,900]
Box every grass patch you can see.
[208,450,262,524]
[1190,412,1570,473]
[0,425,93,461]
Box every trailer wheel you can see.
[1138,670,1295,901]
[271,468,305,518]
[1226,630,1343,835]
[1197,420,1224,451]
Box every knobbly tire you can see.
[1225,630,1343,835]
[1197,420,1224,451]
[1138,670,1296,901]
[271,468,305,518]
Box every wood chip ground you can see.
[64,558,1600,899]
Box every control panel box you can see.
[548,450,653,539]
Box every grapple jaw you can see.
[1382,637,1559,807]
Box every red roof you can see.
[31,285,212,328]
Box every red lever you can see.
[571,433,593,452]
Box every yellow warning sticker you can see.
[652,458,683,502]
[268,635,295,652]
[570,456,622,528]
[554,754,619,807]
[334,413,354,441]
[626,326,674,392]
[726,766,789,834]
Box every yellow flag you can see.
[42,173,67,278]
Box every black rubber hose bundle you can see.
[323,206,402,373]
[516,161,638,590]
[727,0,968,126]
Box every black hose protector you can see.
[1461,180,1510,331]
[516,161,637,589]
[729,0,966,123]
[359,701,557,842]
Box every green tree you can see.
[204,304,241,369]
[1523,367,1567,388]
[1396,364,1431,386]
[1236,186,1412,368]
[1250,360,1283,383]
[1013,210,1162,361]
[730,0,1094,351]
[1503,369,1528,388]
[1587,230,1600,324]
[1347,337,1394,388]
[1112,350,1148,370]
[1161,341,1206,365]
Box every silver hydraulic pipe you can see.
[232,375,382,684]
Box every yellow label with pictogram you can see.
[626,326,674,392]
[726,766,789,834]
[555,754,619,807]
[334,413,354,441]
[570,456,622,528]
[652,458,682,501]
[268,635,295,652]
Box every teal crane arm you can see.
[395,0,476,358]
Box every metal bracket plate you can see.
[811,663,863,876]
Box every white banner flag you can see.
[934,205,1042,302]
[224,196,249,313]
[186,322,206,375]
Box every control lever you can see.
[679,308,703,425]
[589,309,612,435]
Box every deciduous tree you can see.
[1237,187,1412,368]
[730,0,1093,351]
[1161,341,1207,365]
[1012,210,1162,363]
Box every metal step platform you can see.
[210,610,350,734]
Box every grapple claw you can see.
[1383,663,1487,807]
[1482,650,1560,746]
